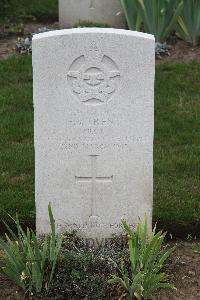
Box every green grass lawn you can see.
[154,63,200,235]
[0,56,34,230]
[0,56,199,236]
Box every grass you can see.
[0,56,34,228]
[0,0,58,23]
[154,63,200,235]
[0,55,199,236]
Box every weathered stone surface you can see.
[59,0,126,29]
[32,28,155,239]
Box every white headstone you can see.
[33,28,155,241]
[59,0,126,29]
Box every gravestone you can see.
[59,0,126,29]
[33,28,155,241]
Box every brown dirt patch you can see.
[157,38,200,64]
[0,241,199,299]
[152,241,200,300]
[0,22,59,59]
[0,36,17,58]
[0,277,23,300]
[0,23,200,63]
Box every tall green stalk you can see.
[177,0,200,46]
[121,0,183,43]
[120,0,142,31]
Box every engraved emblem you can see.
[67,42,120,105]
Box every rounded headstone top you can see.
[32,28,155,41]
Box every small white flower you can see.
[20,271,28,281]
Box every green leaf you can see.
[121,0,142,31]
[109,217,174,299]
[176,0,200,46]
[122,0,182,42]
[0,202,61,294]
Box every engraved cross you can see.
[75,155,113,217]
[89,0,95,9]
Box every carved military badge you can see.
[67,41,120,105]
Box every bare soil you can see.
[157,37,200,64]
[0,36,17,58]
[0,23,200,62]
[0,22,59,58]
[152,241,200,300]
[0,241,199,300]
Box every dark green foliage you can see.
[177,0,200,46]
[74,21,110,28]
[0,0,58,23]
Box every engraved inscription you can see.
[67,42,120,105]
[75,155,113,220]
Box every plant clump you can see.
[0,206,174,299]
[155,43,171,59]
[0,204,62,294]
[15,27,51,54]
[109,218,175,300]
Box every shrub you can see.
[176,0,200,46]
[109,217,175,299]
[15,27,52,54]
[0,203,62,294]
[121,0,183,43]
[0,0,58,23]
[155,42,171,59]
